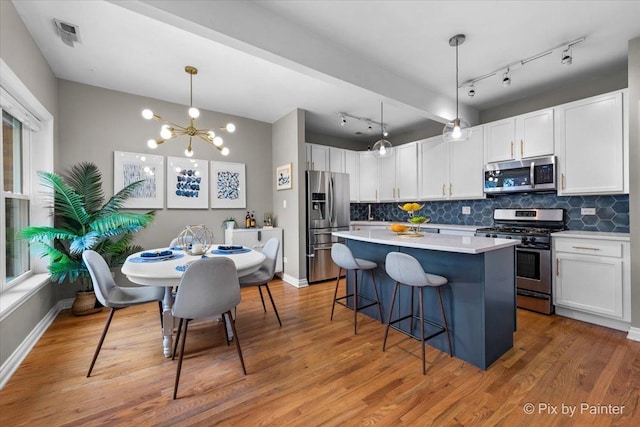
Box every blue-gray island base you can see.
[332,230,518,370]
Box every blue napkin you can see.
[140,250,173,258]
[217,245,243,251]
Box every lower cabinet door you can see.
[555,253,623,318]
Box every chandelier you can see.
[142,66,235,157]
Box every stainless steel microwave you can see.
[484,156,557,195]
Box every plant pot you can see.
[71,291,102,316]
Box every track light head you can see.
[340,114,347,126]
[561,48,572,65]
[502,69,511,87]
[468,86,476,97]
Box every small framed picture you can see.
[166,156,209,209]
[113,151,164,209]
[276,163,292,190]
[210,161,246,209]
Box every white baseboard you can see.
[283,273,308,288]
[555,307,630,332]
[627,326,640,342]
[0,300,68,389]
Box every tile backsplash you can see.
[351,194,629,233]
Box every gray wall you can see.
[57,79,273,252]
[628,37,639,329]
[0,0,59,368]
[272,109,306,283]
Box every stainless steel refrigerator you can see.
[306,170,350,283]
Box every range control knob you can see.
[521,236,528,243]
[491,234,498,238]
[485,233,491,238]
[529,236,537,243]
[505,236,512,239]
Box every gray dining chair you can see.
[82,250,164,378]
[238,238,282,326]
[171,257,246,399]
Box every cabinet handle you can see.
[306,161,309,169]
[449,183,452,196]
[311,161,314,169]
[561,173,566,190]
[376,189,378,200]
[556,258,559,276]
[397,188,400,199]
[572,246,601,251]
[520,139,524,156]
[442,184,445,197]
[510,141,514,158]
[393,188,396,199]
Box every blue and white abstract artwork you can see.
[211,161,246,209]
[167,156,209,209]
[113,151,164,209]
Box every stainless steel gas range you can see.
[475,208,565,315]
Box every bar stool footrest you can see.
[334,293,380,312]
[388,314,447,342]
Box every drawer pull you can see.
[510,141,514,157]
[556,258,559,276]
[572,246,600,251]
[561,173,565,190]
[520,139,524,156]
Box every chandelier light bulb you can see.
[221,147,230,156]
[185,147,194,157]
[213,136,224,147]
[226,123,236,133]
[142,109,154,120]
[207,130,216,140]
[160,125,172,140]
[188,107,200,119]
[147,139,158,149]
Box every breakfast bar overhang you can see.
[332,229,520,370]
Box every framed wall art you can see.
[113,151,164,209]
[166,156,209,209]
[276,163,292,190]
[210,161,246,209]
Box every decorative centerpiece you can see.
[176,224,213,255]
[397,202,429,236]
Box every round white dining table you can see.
[122,245,266,357]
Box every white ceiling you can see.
[12,0,640,145]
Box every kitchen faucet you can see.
[368,204,374,221]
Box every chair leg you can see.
[419,287,426,375]
[369,270,383,323]
[225,310,247,375]
[158,301,163,329]
[87,307,117,378]
[353,270,359,335]
[263,283,282,327]
[438,287,453,357]
[382,282,399,351]
[257,286,267,312]
[172,318,184,360]
[410,287,415,335]
[330,267,342,320]
[173,319,190,400]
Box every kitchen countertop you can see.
[349,221,480,233]
[552,230,630,241]
[333,229,518,254]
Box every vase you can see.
[71,291,102,316]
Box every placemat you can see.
[129,253,185,263]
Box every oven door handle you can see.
[530,161,535,189]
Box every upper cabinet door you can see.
[419,136,448,200]
[516,109,554,159]
[485,118,516,163]
[329,147,345,173]
[309,144,329,171]
[449,126,484,199]
[556,91,624,195]
[377,152,396,201]
[395,143,418,201]
[358,151,378,202]
[344,150,359,202]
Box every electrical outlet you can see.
[462,206,471,215]
[283,257,287,264]
[581,207,596,215]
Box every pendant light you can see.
[372,102,393,157]
[443,34,472,142]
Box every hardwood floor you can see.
[1,278,638,426]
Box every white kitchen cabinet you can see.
[345,149,359,202]
[377,151,396,201]
[419,126,484,200]
[224,227,283,274]
[394,142,418,201]
[305,143,329,171]
[553,233,630,331]
[329,147,345,173]
[358,151,378,202]
[555,91,625,195]
[485,109,553,163]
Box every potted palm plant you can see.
[21,162,155,315]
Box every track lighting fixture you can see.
[337,111,388,136]
[339,114,347,126]
[468,85,476,97]
[502,69,511,87]
[561,47,572,65]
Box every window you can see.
[2,109,31,290]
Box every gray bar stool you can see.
[330,243,383,334]
[383,251,452,374]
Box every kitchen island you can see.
[332,229,519,370]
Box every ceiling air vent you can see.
[53,19,80,47]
